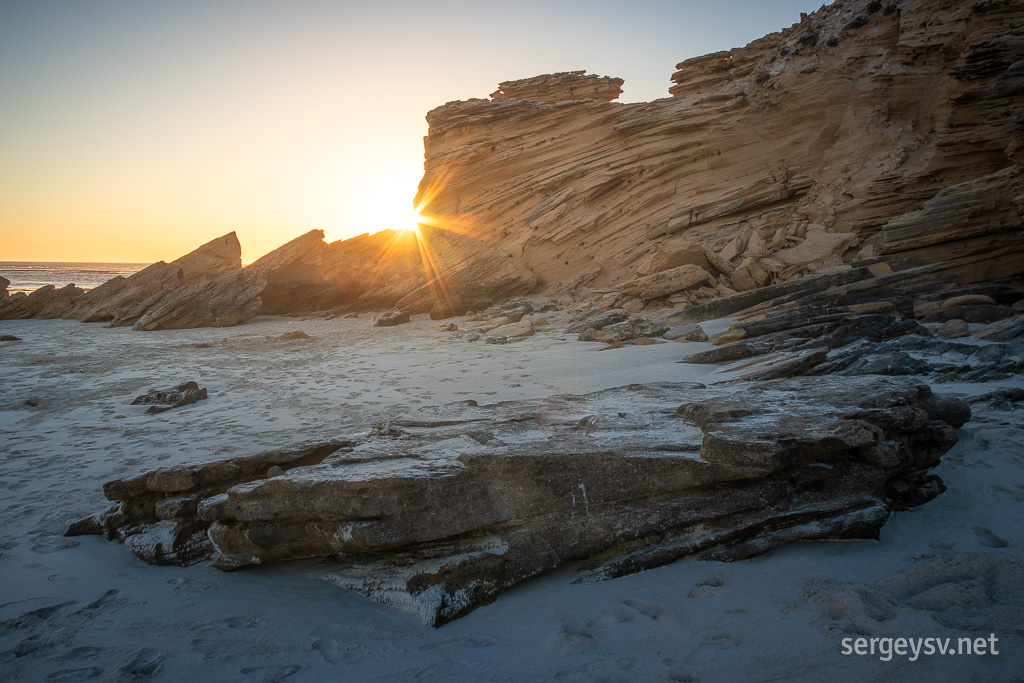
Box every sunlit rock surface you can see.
[71,377,967,626]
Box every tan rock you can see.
[940,294,997,310]
[619,264,712,301]
[637,240,711,276]
[479,316,513,332]
[486,319,534,339]
[774,227,858,267]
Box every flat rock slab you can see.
[73,377,967,626]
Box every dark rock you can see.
[498,301,534,322]
[578,318,670,343]
[132,381,208,415]
[936,319,970,339]
[664,323,709,342]
[24,396,42,407]
[923,305,1014,324]
[373,310,411,327]
[564,310,628,334]
[76,378,965,626]
[0,334,21,341]
[679,342,765,364]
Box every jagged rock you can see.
[485,319,534,340]
[564,310,628,334]
[774,227,858,268]
[0,284,87,321]
[619,264,711,300]
[578,318,670,343]
[0,275,9,299]
[131,381,208,415]
[373,310,411,327]
[936,319,970,339]
[0,334,21,342]
[975,314,1024,341]
[497,301,534,322]
[730,258,770,292]
[490,71,623,102]
[664,323,709,342]
[439,323,458,332]
[637,240,712,276]
[74,378,967,626]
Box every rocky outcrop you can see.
[0,275,8,299]
[71,377,967,626]
[490,70,624,102]
[3,0,1021,329]
[0,233,242,324]
[407,0,1023,315]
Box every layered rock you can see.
[3,0,1021,329]
[490,70,624,102]
[407,0,1023,315]
[71,377,967,625]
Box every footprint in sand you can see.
[971,525,1009,548]
[621,597,670,620]
[687,572,729,599]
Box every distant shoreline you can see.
[0,261,149,294]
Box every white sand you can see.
[0,313,1021,681]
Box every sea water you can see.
[0,262,148,294]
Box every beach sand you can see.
[1,313,1021,680]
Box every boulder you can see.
[131,381,208,415]
[373,310,411,327]
[618,264,712,301]
[637,240,711,276]
[936,319,970,339]
[485,319,534,340]
[664,323,709,342]
[774,226,858,268]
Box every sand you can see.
[1,313,1021,681]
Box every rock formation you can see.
[69,377,967,626]
[2,0,1020,329]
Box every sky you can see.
[0,0,827,264]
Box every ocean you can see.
[0,262,148,294]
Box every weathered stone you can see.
[75,379,967,626]
[664,323,709,342]
[637,240,712,276]
[490,70,623,102]
[486,319,534,340]
[131,381,208,415]
[277,330,310,340]
[564,310,628,334]
[373,310,411,327]
[619,265,712,300]
[923,305,1014,324]
[578,318,670,343]
[937,319,970,339]
[941,294,997,310]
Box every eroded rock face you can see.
[490,71,624,102]
[71,378,967,626]
[409,0,1024,313]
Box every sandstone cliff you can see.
[405,0,1023,315]
[1,0,1020,328]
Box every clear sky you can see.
[1,0,826,263]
